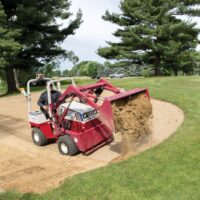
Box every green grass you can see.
[1,76,200,200]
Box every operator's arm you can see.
[37,93,47,108]
[55,91,62,103]
[58,91,62,99]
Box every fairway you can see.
[1,76,200,200]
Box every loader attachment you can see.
[75,79,151,137]
[98,87,152,154]
[98,88,151,134]
[58,79,152,154]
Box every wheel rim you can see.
[60,143,68,154]
[34,132,40,142]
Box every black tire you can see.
[57,135,79,156]
[32,127,48,146]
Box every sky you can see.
[61,0,120,70]
[61,0,200,70]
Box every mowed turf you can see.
[1,77,200,200]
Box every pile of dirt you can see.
[111,92,152,154]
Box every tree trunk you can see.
[154,54,161,76]
[13,68,20,89]
[173,67,178,76]
[5,66,18,93]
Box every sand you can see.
[111,92,152,153]
[0,92,184,193]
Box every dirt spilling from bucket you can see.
[111,93,152,154]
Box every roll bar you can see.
[26,77,76,113]
[27,78,51,112]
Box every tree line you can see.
[0,0,200,93]
[65,51,200,78]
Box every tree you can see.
[1,0,82,92]
[64,51,79,66]
[192,51,200,75]
[42,62,57,78]
[0,1,21,89]
[98,0,200,76]
[86,62,99,78]
[53,69,62,77]
[67,61,101,78]
[62,69,69,77]
[162,22,199,76]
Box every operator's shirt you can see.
[37,90,61,108]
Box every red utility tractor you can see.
[22,78,149,156]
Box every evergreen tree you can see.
[1,0,82,92]
[98,0,200,76]
[0,1,20,81]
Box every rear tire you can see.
[57,135,79,156]
[32,127,48,146]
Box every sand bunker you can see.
[0,92,184,193]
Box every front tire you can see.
[57,135,79,156]
[32,127,48,146]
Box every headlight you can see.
[93,110,97,115]
[83,113,88,119]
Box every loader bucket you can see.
[98,88,151,134]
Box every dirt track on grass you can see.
[0,92,184,193]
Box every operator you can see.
[37,83,61,118]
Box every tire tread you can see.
[58,135,79,156]
[32,127,48,146]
